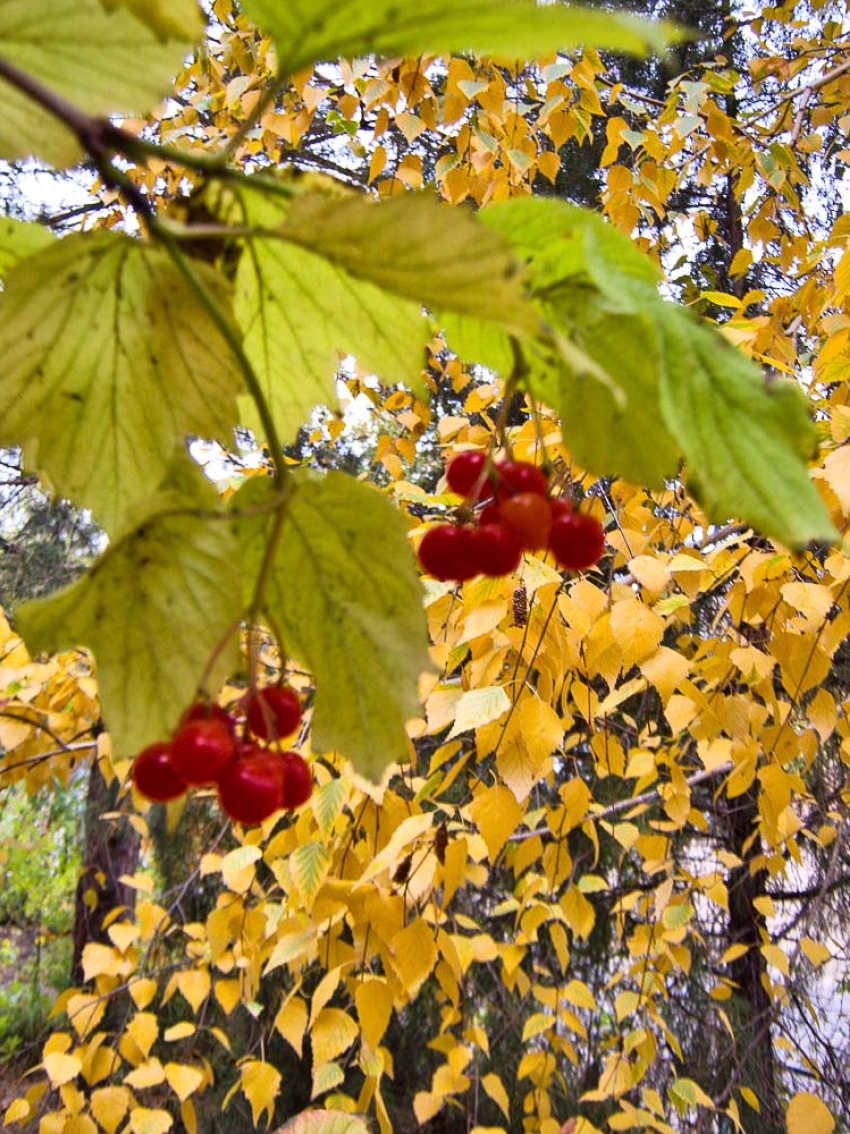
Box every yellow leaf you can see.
[481,1073,510,1120]
[177,969,210,1014]
[639,647,689,703]
[392,918,438,997]
[800,938,831,967]
[761,944,789,977]
[820,447,850,515]
[786,1093,834,1134]
[561,887,595,940]
[129,1108,173,1134]
[240,1060,281,1127]
[3,1099,30,1126]
[469,784,522,862]
[67,994,106,1040]
[81,943,124,981]
[275,995,308,1058]
[214,980,241,1016]
[310,1008,360,1066]
[355,979,394,1052]
[628,555,670,594]
[221,845,262,892]
[124,1059,166,1090]
[165,1063,204,1102]
[126,1013,159,1060]
[163,1022,196,1042]
[43,1052,82,1087]
[609,599,665,666]
[448,686,510,738]
[520,696,563,766]
[781,581,834,623]
[108,923,139,953]
[128,978,158,1010]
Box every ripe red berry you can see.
[245,686,302,741]
[133,742,186,803]
[417,524,478,582]
[180,700,236,734]
[470,523,523,576]
[549,496,573,520]
[499,492,553,550]
[446,450,487,496]
[170,719,236,785]
[218,748,285,825]
[549,512,605,570]
[278,750,313,810]
[478,501,501,526]
[495,460,548,499]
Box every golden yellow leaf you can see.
[481,1073,510,1120]
[640,647,689,703]
[126,1013,159,1061]
[310,1009,360,1066]
[561,887,595,940]
[274,995,308,1058]
[520,696,564,765]
[163,1022,196,1042]
[81,943,125,982]
[164,1063,204,1102]
[128,978,158,1011]
[129,1108,173,1134]
[469,784,522,862]
[124,1059,166,1090]
[67,994,106,1040]
[761,944,789,977]
[43,1052,82,1087]
[240,1060,281,1127]
[355,979,394,1052]
[177,969,210,1014]
[786,1093,834,1134]
[627,555,670,594]
[392,918,438,997]
[609,599,665,666]
[801,938,831,967]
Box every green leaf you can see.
[279,190,538,337]
[16,459,241,757]
[658,311,835,548]
[98,0,204,41]
[311,777,349,839]
[0,232,242,533]
[0,217,54,280]
[238,473,430,778]
[0,0,197,166]
[232,189,426,441]
[241,0,679,78]
[476,197,678,486]
[289,841,330,906]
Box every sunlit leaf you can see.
[0,0,197,166]
[0,233,242,533]
[242,0,678,78]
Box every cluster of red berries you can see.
[131,687,312,826]
[417,451,605,582]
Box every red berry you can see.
[495,460,548,499]
[549,512,605,570]
[279,750,313,810]
[245,686,302,741]
[170,719,236,785]
[180,700,236,734]
[478,501,501,526]
[498,492,553,551]
[470,523,523,576]
[549,496,573,520]
[133,742,186,803]
[417,524,478,582]
[218,748,285,825]
[446,450,487,496]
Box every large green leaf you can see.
[233,193,426,441]
[473,197,679,486]
[238,473,430,778]
[241,0,678,77]
[459,195,835,546]
[279,191,538,337]
[658,311,835,547]
[16,460,241,757]
[0,0,198,166]
[99,0,204,41]
[0,231,242,533]
[0,217,54,279]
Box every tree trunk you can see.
[724,789,784,1134]
[71,758,141,983]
